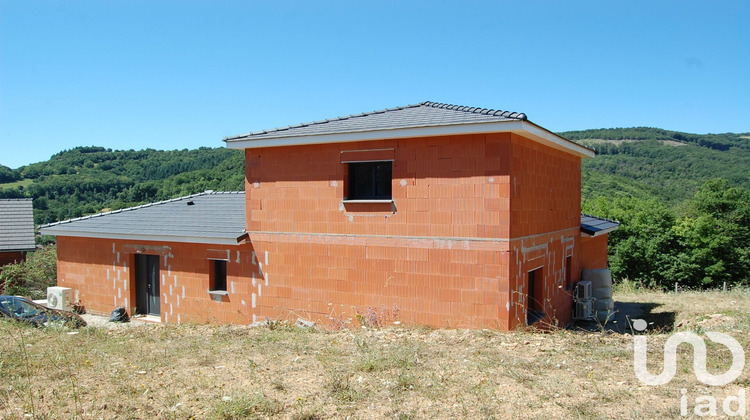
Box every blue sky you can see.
[1,1,749,169]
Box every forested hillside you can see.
[1,127,749,289]
[0,147,244,224]
[561,128,750,289]
[562,128,750,204]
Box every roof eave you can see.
[581,225,620,237]
[514,121,595,158]
[0,246,36,253]
[225,120,595,159]
[37,229,244,246]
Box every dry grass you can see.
[1,288,749,419]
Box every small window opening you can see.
[209,260,227,292]
[347,161,392,200]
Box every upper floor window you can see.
[347,162,392,200]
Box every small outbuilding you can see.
[0,198,36,268]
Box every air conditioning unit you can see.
[573,299,593,320]
[47,287,73,311]
[575,281,592,301]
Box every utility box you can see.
[47,286,73,311]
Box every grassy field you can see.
[0,179,33,190]
[1,288,749,419]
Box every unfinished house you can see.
[41,102,618,329]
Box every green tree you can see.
[0,165,20,183]
[666,179,750,288]
[583,196,678,288]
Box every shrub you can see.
[0,245,57,299]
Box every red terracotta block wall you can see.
[508,133,582,238]
[507,231,581,329]
[244,133,518,328]
[245,133,512,239]
[505,233,612,329]
[249,235,511,329]
[579,234,610,270]
[55,236,262,324]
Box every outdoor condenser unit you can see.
[575,281,592,301]
[573,299,594,320]
[46,286,73,311]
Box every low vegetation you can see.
[1,288,748,419]
[0,245,57,300]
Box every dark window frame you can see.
[347,161,392,200]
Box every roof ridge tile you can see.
[422,101,526,121]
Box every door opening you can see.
[135,254,160,316]
[527,267,544,325]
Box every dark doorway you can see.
[527,267,544,325]
[135,254,160,316]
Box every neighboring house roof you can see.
[580,214,621,237]
[224,101,594,158]
[0,198,36,253]
[39,191,246,245]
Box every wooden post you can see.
[675,282,679,294]
[723,282,727,293]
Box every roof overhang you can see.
[37,229,245,246]
[581,228,619,238]
[225,120,595,159]
[0,247,36,253]
[580,214,621,237]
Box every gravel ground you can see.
[80,313,152,328]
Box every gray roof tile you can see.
[224,101,527,142]
[39,192,246,245]
[0,199,36,252]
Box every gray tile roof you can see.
[224,101,528,142]
[39,190,616,243]
[0,198,36,252]
[580,214,620,237]
[39,192,246,245]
